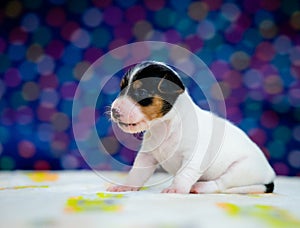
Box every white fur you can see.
[111,96,148,133]
[108,67,276,194]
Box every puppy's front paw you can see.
[162,186,189,194]
[106,185,140,192]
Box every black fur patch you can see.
[121,62,185,116]
[264,182,274,193]
[132,63,185,92]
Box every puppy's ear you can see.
[158,74,185,94]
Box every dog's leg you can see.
[221,184,273,194]
[190,181,219,193]
[190,158,274,194]
[190,182,271,194]
[107,152,157,192]
[162,166,202,194]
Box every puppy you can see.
[107,61,275,194]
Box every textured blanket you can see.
[0,171,299,228]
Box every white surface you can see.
[0,171,299,228]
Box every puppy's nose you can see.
[111,108,121,119]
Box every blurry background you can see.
[0,0,299,175]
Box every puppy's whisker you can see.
[104,105,112,112]
[104,106,112,115]
[104,111,112,119]
[104,110,111,115]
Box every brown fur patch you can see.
[140,96,164,120]
[120,78,126,88]
[133,80,143,89]
[158,75,184,94]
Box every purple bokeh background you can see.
[0,0,300,176]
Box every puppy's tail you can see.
[264,182,274,193]
[222,182,274,194]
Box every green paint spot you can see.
[218,202,300,228]
[65,196,122,213]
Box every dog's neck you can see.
[142,92,196,150]
[163,91,196,120]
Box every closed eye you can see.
[132,88,153,106]
[138,97,153,106]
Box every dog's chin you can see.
[117,120,148,134]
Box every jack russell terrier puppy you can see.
[107,61,275,194]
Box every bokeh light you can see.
[0,0,299,176]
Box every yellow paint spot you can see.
[96,192,124,199]
[0,185,48,190]
[217,202,300,228]
[65,196,122,213]
[140,186,149,191]
[27,172,59,182]
[247,194,263,198]
[217,202,240,216]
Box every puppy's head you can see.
[111,61,185,133]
